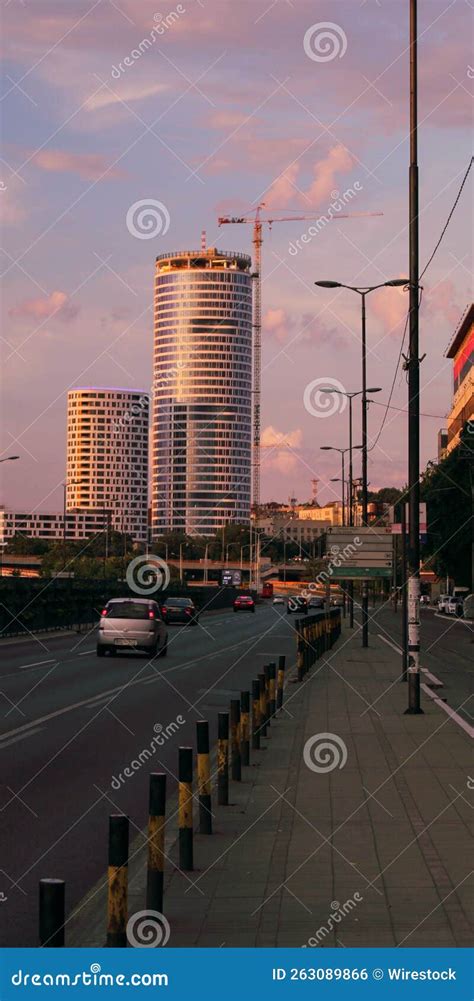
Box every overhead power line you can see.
[370,156,473,450]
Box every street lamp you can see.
[320,445,363,526]
[63,479,84,553]
[315,279,408,646]
[0,456,20,463]
[320,388,382,527]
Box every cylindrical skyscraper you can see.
[152,247,252,537]
[66,387,149,542]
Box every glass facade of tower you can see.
[152,248,252,537]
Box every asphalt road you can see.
[368,602,473,726]
[0,603,298,946]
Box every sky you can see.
[1,0,472,515]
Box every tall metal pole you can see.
[401,500,408,682]
[361,292,369,647]
[341,452,346,526]
[348,396,354,627]
[406,0,422,713]
[348,397,354,528]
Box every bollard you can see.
[258,673,267,737]
[296,622,304,682]
[264,664,271,728]
[107,814,129,947]
[196,721,212,834]
[146,773,166,914]
[268,663,276,720]
[230,699,241,781]
[251,679,261,749]
[178,747,194,870]
[240,691,250,766]
[404,671,424,715]
[277,655,285,712]
[217,712,229,805]
[39,878,65,947]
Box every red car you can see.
[233,594,255,613]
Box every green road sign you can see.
[331,566,392,579]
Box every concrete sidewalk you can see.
[69,618,473,948]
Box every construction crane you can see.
[218,203,382,513]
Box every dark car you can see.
[161,597,199,625]
[233,594,255,613]
[308,596,324,609]
[287,596,308,614]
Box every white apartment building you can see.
[66,387,149,542]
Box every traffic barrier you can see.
[268,662,276,720]
[39,878,65,947]
[230,699,241,781]
[217,712,229,805]
[258,672,267,737]
[295,608,341,679]
[196,721,213,834]
[264,664,271,729]
[178,747,194,870]
[240,691,250,766]
[106,814,129,947]
[146,773,166,913]
[251,679,261,749]
[277,655,285,712]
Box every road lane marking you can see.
[420,684,474,738]
[0,635,264,743]
[378,634,443,687]
[78,649,95,656]
[18,659,55,670]
[0,726,44,748]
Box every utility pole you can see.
[361,291,369,648]
[401,501,408,682]
[406,0,423,713]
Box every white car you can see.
[97,598,168,657]
[272,596,285,605]
[446,596,463,617]
[437,594,450,613]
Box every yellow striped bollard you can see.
[106,815,129,947]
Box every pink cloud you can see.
[423,279,463,329]
[30,149,126,180]
[261,424,302,474]
[264,145,356,209]
[9,291,79,324]
[371,281,408,335]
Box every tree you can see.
[420,431,472,587]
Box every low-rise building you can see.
[0,508,111,543]
[444,304,473,455]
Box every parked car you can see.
[420,595,430,605]
[437,594,450,613]
[446,596,464,617]
[161,597,199,625]
[234,594,255,613]
[287,596,308,614]
[97,598,168,657]
[272,596,285,605]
